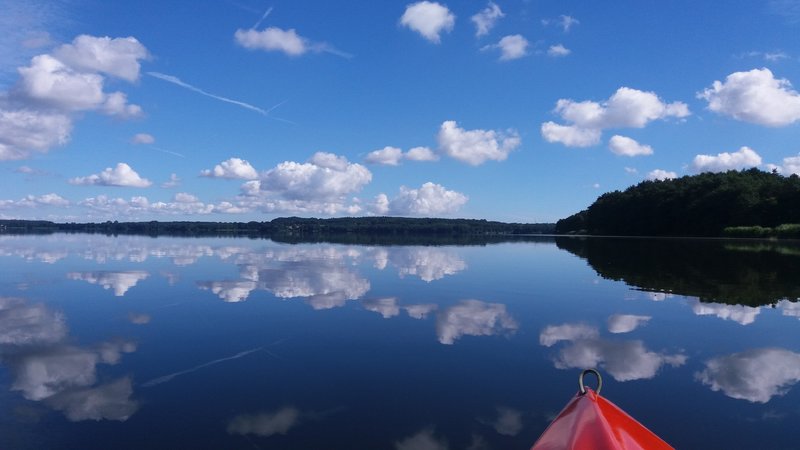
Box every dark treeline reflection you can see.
[556,237,800,306]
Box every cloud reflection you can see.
[607,314,651,333]
[362,297,401,318]
[0,297,138,421]
[540,323,685,381]
[395,428,448,450]
[67,270,149,296]
[690,299,760,325]
[436,300,518,345]
[697,348,800,403]
[227,406,301,437]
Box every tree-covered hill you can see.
[556,169,800,237]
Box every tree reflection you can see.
[556,236,800,306]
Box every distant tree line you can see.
[0,216,555,241]
[556,169,800,237]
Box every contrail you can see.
[149,145,186,158]
[147,71,267,115]
[141,347,263,387]
[252,6,273,29]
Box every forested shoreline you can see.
[556,169,800,238]
[0,216,555,242]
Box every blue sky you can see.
[1,0,800,223]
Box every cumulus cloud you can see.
[228,407,301,437]
[78,194,221,218]
[1,34,147,160]
[690,146,762,173]
[768,154,800,176]
[608,135,653,156]
[540,123,601,147]
[645,169,677,181]
[699,68,800,127]
[540,323,686,381]
[690,300,760,325]
[234,26,351,58]
[262,152,371,200]
[381,247,467,281]
[436,299,518,345]
[484,35,529,61]
[541,87,690,148]
[607,314,651,333]
[404,303,438,319]
[161,173,181,188]
[697,348,800,403]
[69,163,152,187]
[52,35,148,82]
[405,146,438,161]
[437,120,520,165]
[547,44,571,57]
[131,133,154,145]
[0,193,70,209]
[471,2,504,37]
[400,1,455,43]
[376,182,467,216]
[200,157,259,180]
[365,146,439,165]
[365,146,404,166]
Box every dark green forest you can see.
[0,216,555,243]
[556,169,800,237]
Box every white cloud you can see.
[0,193,70,209]
[607,314,651,333]
[540,323,686,381]
[778,300,800,319]
[624,167,638,174]
[161,173,181,188]
[400,1,455,44]
[252,152,371,214]
[52,35,148,82]
[383,182,468,216]
[699,68,800,127]
[69,163,152,188]
[558,15,580,32]
[365,146,404,166]
[201,157,259,180]
[436,299,518,345]
[690,146,762,173]
[540,122,600,147]
[437,120,520,165]
[690,300,760,325]
[471,2,504,37]
[547,44,571,57]
[484,35,529,61]
[405,146,439,161]
[771,155,800,176]
[1,34,146,160]
[541,87,689,148]
[608,135,653,156]
[697,348,800,403]
[234,27,307,56]
[131,133,154,145]
[228,407,301,437]
[645,169,677,181]
[198,280,257,302]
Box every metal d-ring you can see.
[579,369,602,395]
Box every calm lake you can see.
[1,234,799,449]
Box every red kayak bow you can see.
[531,370,673,450]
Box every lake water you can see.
[1,234,799,449]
